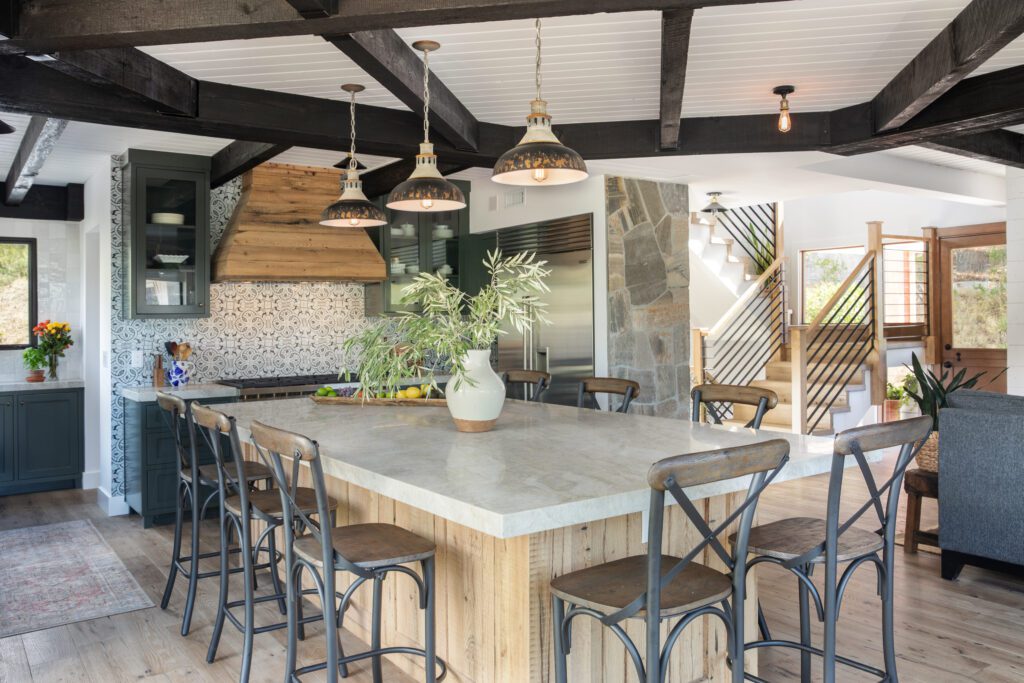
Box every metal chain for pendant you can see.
[422,48,431,144]
[349,89,358,171]
[535,18,542,102]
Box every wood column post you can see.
[790,327,807,434]
[867,221,887,405]
[692,328,706,422]
[922,226,940,364]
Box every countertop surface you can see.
[0,378,85,393]
[222,398,846,539]
[121,383,240,402]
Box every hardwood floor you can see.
[0,455,1021,682]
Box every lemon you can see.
[396,389,408,399]
[405,386,421,399]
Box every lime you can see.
[316,387,330,397]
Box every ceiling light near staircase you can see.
[491,19,588,186]
[773,85,795,133]
[320,84,388,228]
[702,191,726,214]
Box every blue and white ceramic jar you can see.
[165,360,193,387]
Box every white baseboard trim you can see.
[96,487,130,516]
[82,470,100,490]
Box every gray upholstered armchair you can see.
[938,389,1024,580]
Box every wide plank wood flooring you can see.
[0,453,1021,682]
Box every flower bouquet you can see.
[32,320,74,380]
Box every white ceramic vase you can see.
[445,349,505,432]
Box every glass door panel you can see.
[141,174,201,310]
[386,211,422,313]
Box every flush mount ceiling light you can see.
[0,119,14,135]
[702,191,726,214]
[386,40,466,213]
[773,85,795,134]
[320,84,388,228]
[491,19,588,186]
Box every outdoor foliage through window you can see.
[0,240,34,347]
[802,247,867,323]
[951,244,1006,349]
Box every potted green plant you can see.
[903,352,998,472]
[883,382,903,422]
[22,347,46,383]
[342,250,550,432]
[898,372,919,418]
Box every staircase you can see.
[689,203,777,295]
[688,219,750,294]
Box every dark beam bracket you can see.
[210,140,291,187]
[0,182,84,221]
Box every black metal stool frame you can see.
[740,417,931,683]
[552,440,790,683]
[157,394,273,637]
[249,424,446,683]
[691,384,778,429]
[502,369,550,402]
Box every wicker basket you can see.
[916,431,939,473]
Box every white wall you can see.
[0,218,83,379]
[1007,169,1024,395]
[468,175,609,377]
[783,190,1006,324]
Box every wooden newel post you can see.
[692,328,706,422]
[866,221,887,406]
[790,327,807,434]
[922,226,940,365]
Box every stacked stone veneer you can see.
[606,177,690,418]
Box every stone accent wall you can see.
[606,177,690,418]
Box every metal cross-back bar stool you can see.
[502,369,551,402]
[692,383,779,428]
[734,416,932,683]
[193,404,339,683]
[550,439,791,683]
[249,420,447,683]
[156,392,275,637]
[577,376,640,413]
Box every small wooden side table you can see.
[903,468,939,553]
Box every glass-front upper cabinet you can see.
[122,150,211,319]
[365,181,469,316]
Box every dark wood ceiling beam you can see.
[830,64,1024,154]
[3,115,67,206]
[920,130,1024,170]
[0,182,83,221]
[360,158,467,199]
[872,0,1024,132]
[33,47,197,115]
[210,141,292,188]
[3,0,793,53]
[328,31,480,151]
[658,9,693,150]
[284,0,338,19]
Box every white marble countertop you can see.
[0,378,85,393]
[222,398,849,539]
[121,383,240,402]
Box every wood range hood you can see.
[212,163,386,283]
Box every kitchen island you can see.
[219,397,838,682]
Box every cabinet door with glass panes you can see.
[123,151,211,319]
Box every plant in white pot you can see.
[343,250,550,432]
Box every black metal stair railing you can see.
[715,203,777,275]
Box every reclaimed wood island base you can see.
[222,398,839,682]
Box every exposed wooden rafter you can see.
[328,31,480,151]
[0,182,83,220]
[210,140,292,188]
[920,130,1024,170]
[3,115,67,206]
[872,0,1024,132]
[658,9,693,150]
[1,0,793,53]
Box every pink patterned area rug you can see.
[0,519,154,638]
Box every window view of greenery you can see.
[883,242,927,324]
[951,244,1006,349]
[802,247,866,323]
[0,241,32,347]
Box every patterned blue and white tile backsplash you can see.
[109,159,369,496]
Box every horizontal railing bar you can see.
[807,252,875,333]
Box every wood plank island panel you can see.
[244,443,755,682]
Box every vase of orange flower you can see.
[33,320,73,380]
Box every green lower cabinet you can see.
[124,396,236,528]
[0,388,84,496]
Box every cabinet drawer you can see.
[145,466,181,515]
[145,430,180,467]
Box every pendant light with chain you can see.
[320,84,388,227]
[491,19,588,186]
[386,41,466,212]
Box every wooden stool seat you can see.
[550,555,731,618]
[903,467,939,554]
[740,517,883,563]
[294,523,436,569]
[223,486,334,518]
[182,460,274,485]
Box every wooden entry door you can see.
[938,224,1007,393]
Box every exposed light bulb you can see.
[349,218,360,226]
[532,168,548,183]
[773,85,795,134]
[421,198,434,209]
[778,107,791,133]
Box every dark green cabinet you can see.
[365,181,470,315]
[0,388,84,495]
[121,150,211,319]
[124,397,236,527]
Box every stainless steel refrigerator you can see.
[493,213,594,406]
